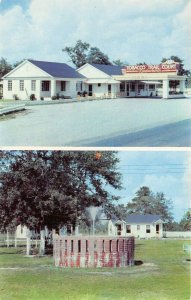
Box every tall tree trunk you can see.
[39,228,45,256]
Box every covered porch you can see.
[113,73,187,99]
[38,79,76,99]
[82,78,119,98]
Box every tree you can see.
[87,47,111,65]
[136,62,147,65]
[62,40,90,68]
[161,55,190,76]
[104,203,127,220]
[126,186,173,225]
[179,209,191,231]
[13,59,26,68]
[0,151,122,254]
[113,59,128,66]
[0,57,12,79]
[62,40,112,68]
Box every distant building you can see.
[108,214,164,238]
[15,225,28,238]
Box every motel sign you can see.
[122,61,180,74]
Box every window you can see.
[98,83,101,87]
[61,81,66,91]
[8,80,12,91]
[20,80,24,91]
[108,84,111,93]
[41,81,50,91]
[137,225,140,230]
[131,83,135,91]
[31,80,36,91]
[138,84,144,90]
[126,225,131,233]
[149,84,155,90]
[146,225,150,233]
[120,82,125,92]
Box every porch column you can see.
[162,79,169,99]
[179,79,185,94]
[36,80,41,100]
[51,79,56,97]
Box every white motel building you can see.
[2,59,187,100]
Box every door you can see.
[108,84,111,94]
[156,224,159,234]
[126,83,129,96]
[88,84,92,96]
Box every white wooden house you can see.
[2,59,85,100]
[108,214,164,238]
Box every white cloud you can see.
[0,0,190,68]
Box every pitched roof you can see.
[125,214,162,224]
[90,63,124,76]
[28,59,85,79]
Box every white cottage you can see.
[108,214,164,238]
[3,59,85,100]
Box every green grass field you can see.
[0,239,190,300]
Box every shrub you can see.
[51,95,57,100]
[13,94,19,100]
[30,94,36,101]
[40,97,44,100]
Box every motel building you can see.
[77,60,187,99]
[2,59,187,100]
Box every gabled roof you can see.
[125,214,162,224]
[28,59,85,79]
[89,63,124,76]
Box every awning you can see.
[141,81,162,84]
[84,79,119,84]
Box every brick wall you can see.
[53,236,134,268]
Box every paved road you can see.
[0,98,191,147]
[78,119,191,147]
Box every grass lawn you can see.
[0,239,190,300]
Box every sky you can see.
[116,151,191,222]
[0,0,190,69]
